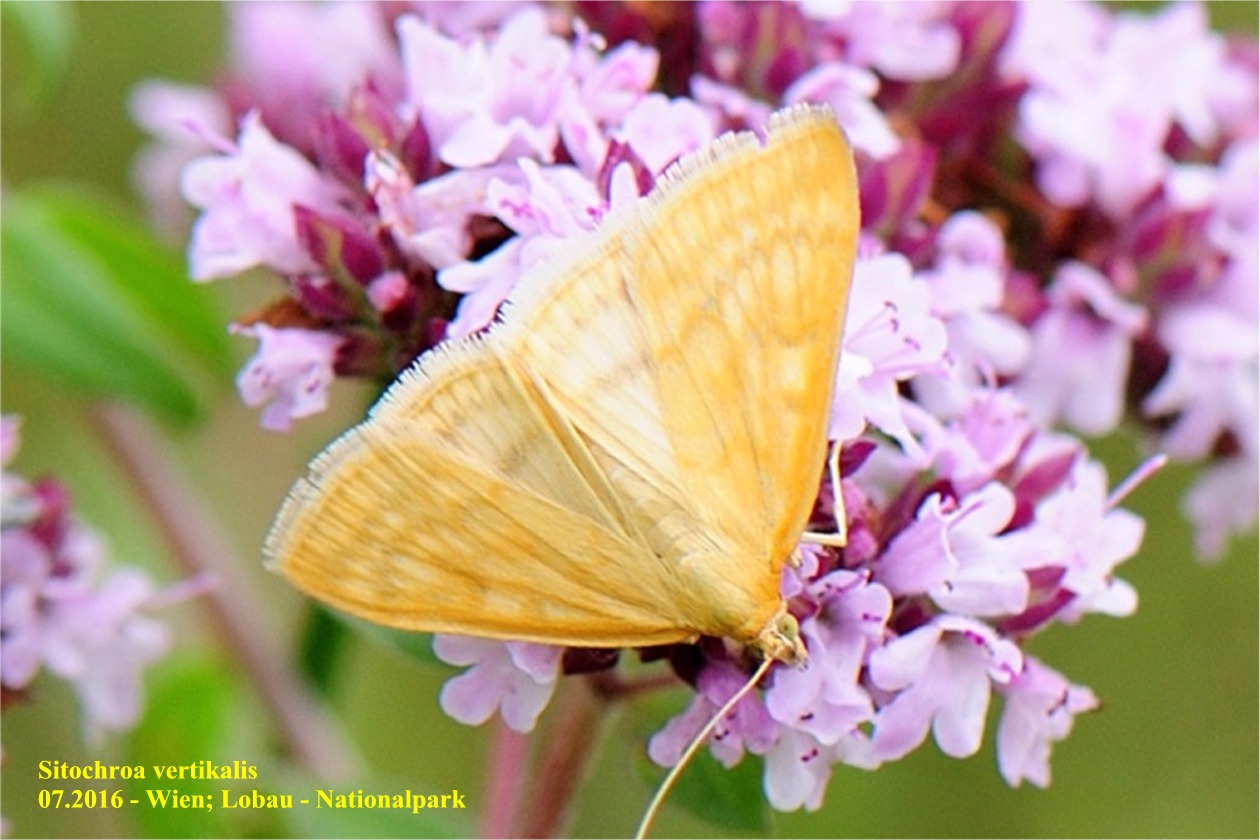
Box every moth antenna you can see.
[801,441,848,547]
[634,656,775,839]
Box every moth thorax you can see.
[755,609,808,667]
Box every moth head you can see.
[755,608,808,668]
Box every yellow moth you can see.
[266,104,859,669]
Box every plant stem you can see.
[92,403,362,780]
[518,676,608,838]
[481,720,531,838]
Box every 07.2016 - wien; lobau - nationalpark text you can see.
[35,761,466,814]
[148,788,467,813]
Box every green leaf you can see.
[1,185,230,425]
[1,2,76,115]
[30,184,235,374]
[639,748,772,833]
[300,605,352,695]
[123,657,240,838]
[341,612,444,668]
[687,752,772,833]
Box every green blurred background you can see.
[1,2,1256,838]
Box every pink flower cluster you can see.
[999,1,1258,559]
[131,0,1257,812]
[0,417,177,740]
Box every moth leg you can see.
[800,441,847,547]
